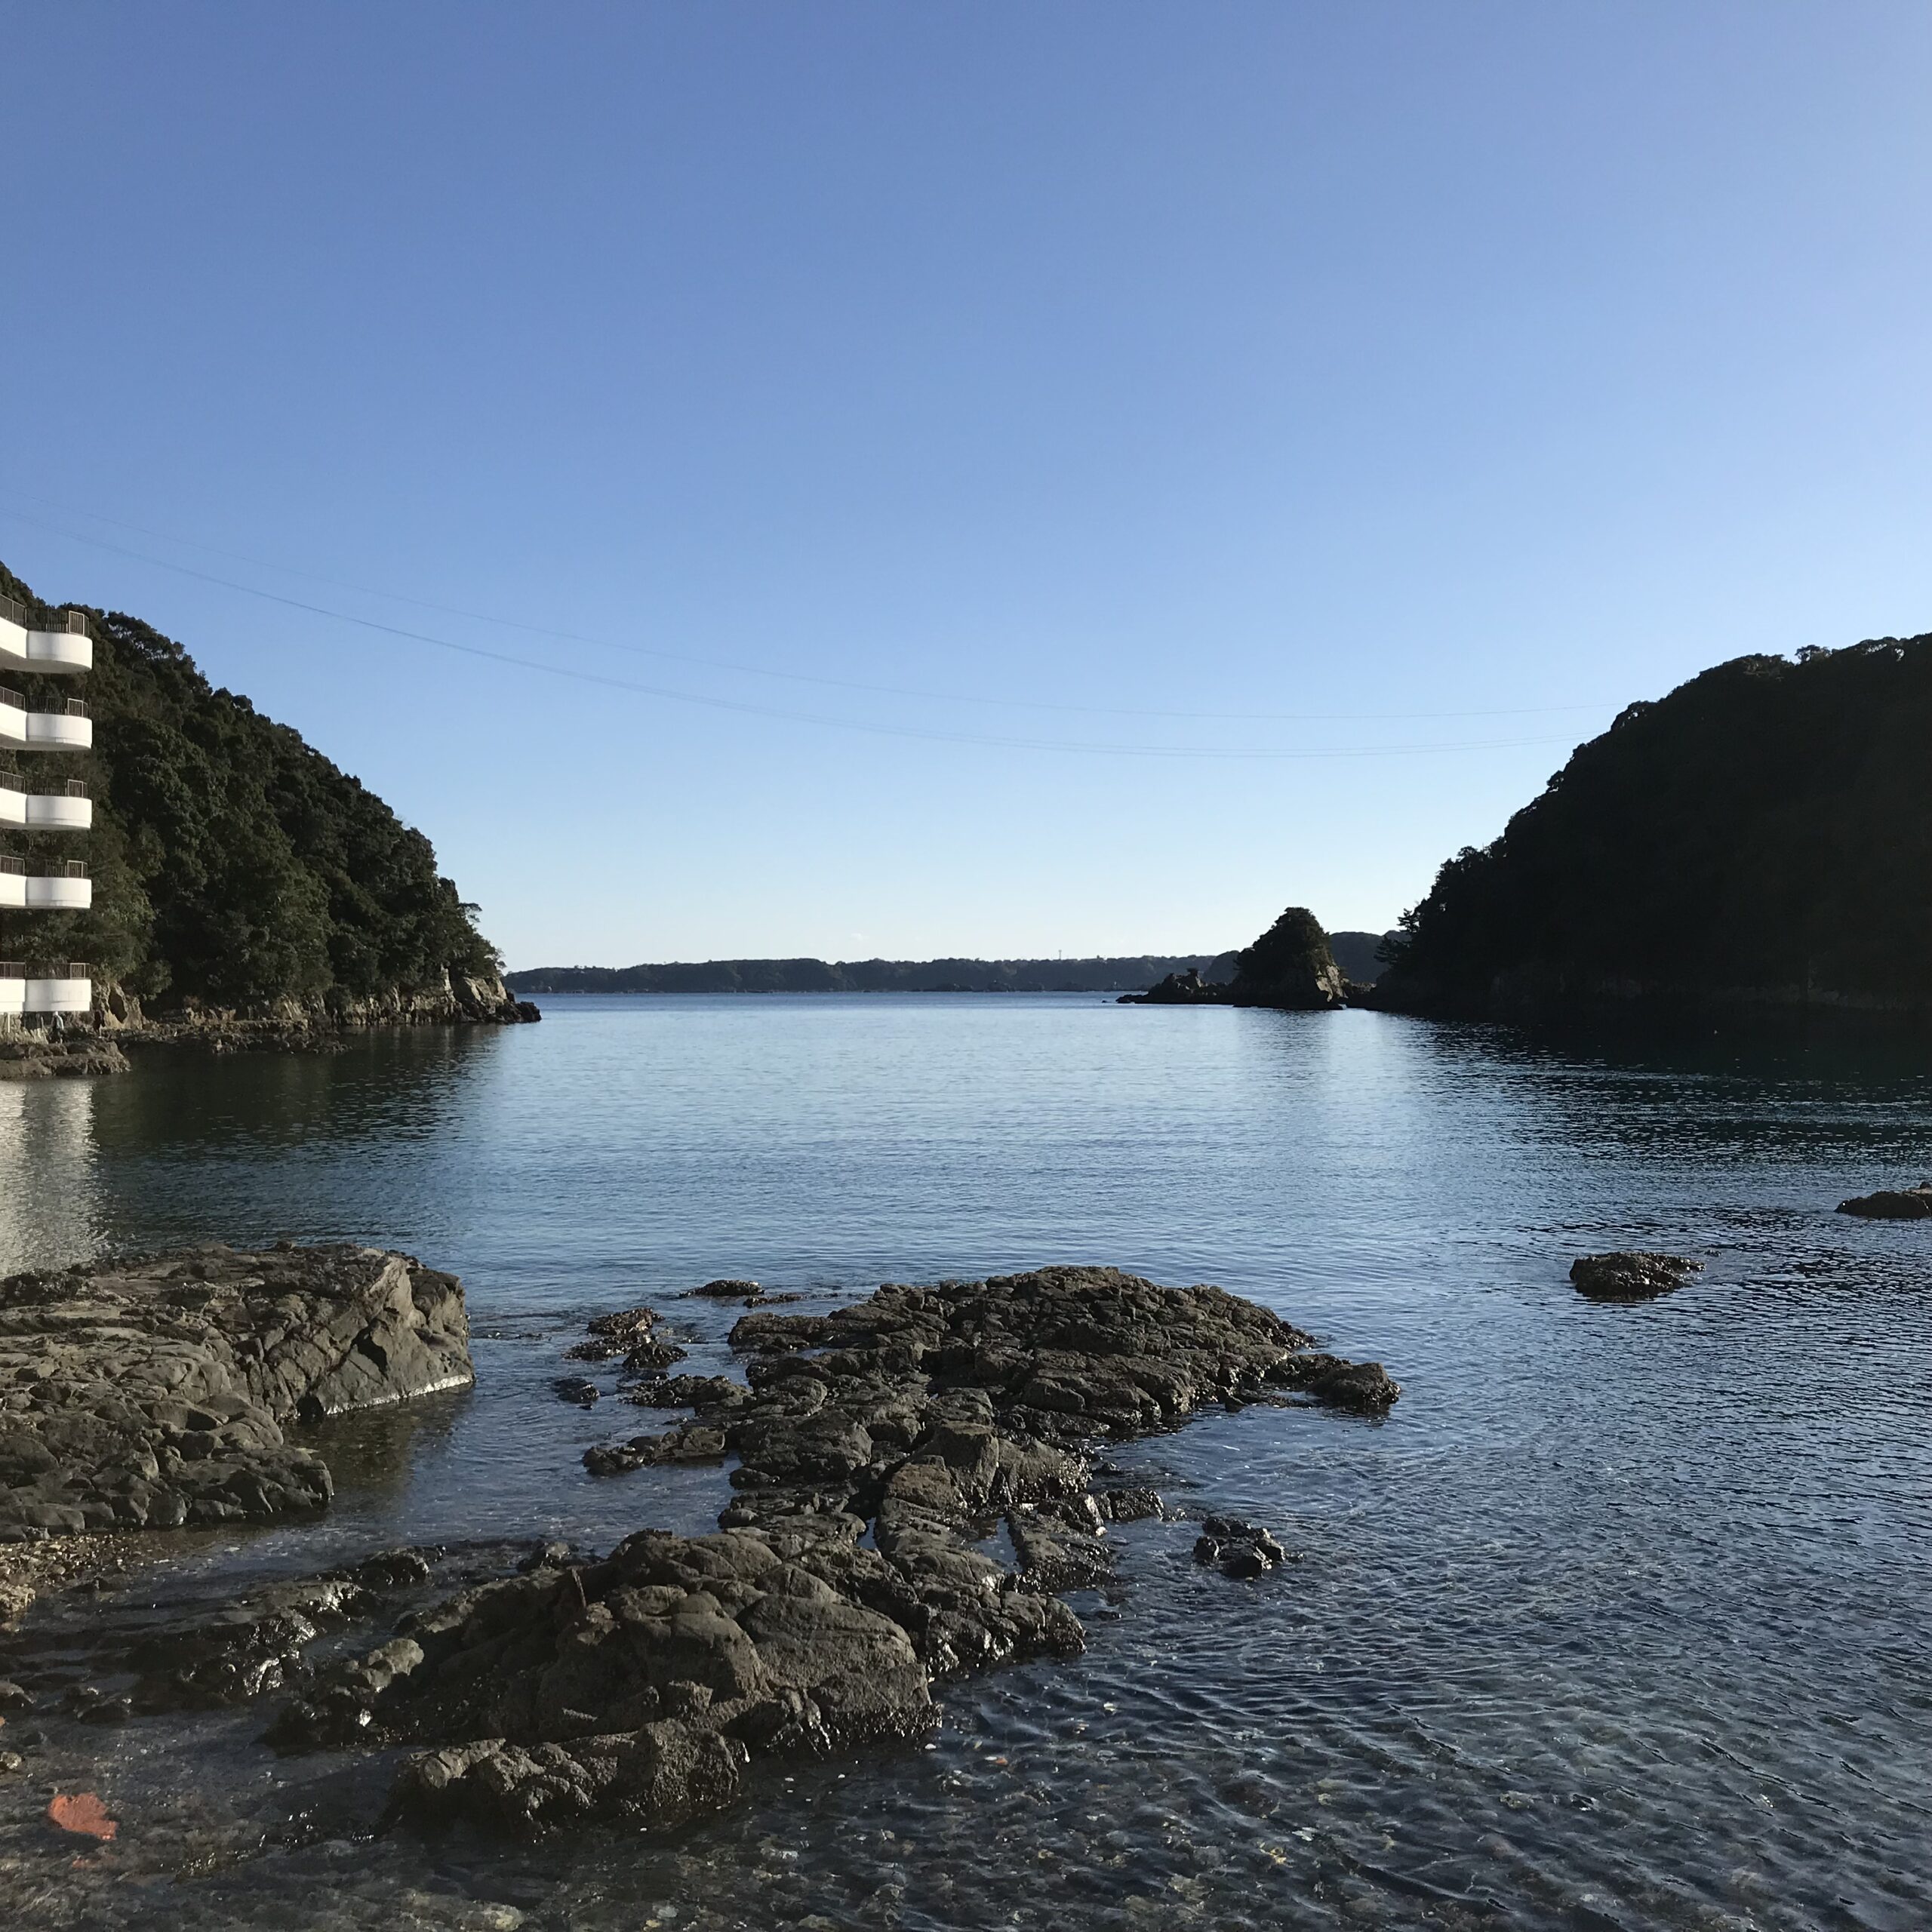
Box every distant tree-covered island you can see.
[1374,634,1932,1029]
[506,954,1245,996]
[1,558,528,1035]
[510,933,1400,1000]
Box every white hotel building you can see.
[1,595,94,1023]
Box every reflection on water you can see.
[5,998,1932,1930]
[0,1073,99,1272]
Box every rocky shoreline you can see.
[0,973,539,1079]
[0,1258,1396,1848]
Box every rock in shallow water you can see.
[1193,1515,1290,1579]
[280,1265,1395,1837]
[686,1278,764,1302]
[1569,1252,1703,1302]
[0,1243,473,1546]
[1837,1182,1932,1220]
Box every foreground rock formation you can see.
[0,1244,473,1546]
[272,1266,1397,1835]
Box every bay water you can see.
[3,994,1930,1930]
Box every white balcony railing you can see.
[0,691,92,752]
[0,859,91,911]
[0,601,91,676]
[27,973,91,1014]
[26,873,91,911]
[28,791,91,831]
[0,961,91,1017]
[0,777,91,831]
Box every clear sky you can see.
[5,4,1930,969]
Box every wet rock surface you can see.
[1837,1181,1932,1220]
[1193,1515,1290,1579]
[1569,1251,1704,1302]
[564,1306,688,1377]
[270,1265,1395,1837]
[0,1244,474,1552]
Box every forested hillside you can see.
[2,558,506,1014]
[1377,635,1932,1024]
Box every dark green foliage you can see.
[1,558,500,1008]
[1327,930,1398,985]
[1228,906,1344,1009]
[1380,636,1932,1018]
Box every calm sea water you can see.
[3,995,1930,1930]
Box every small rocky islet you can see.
[0,1250,1398,1847]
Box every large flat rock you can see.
[0,1244,472,1542]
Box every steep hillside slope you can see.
[1377,635,1932,1026]
[1,558,525,1028]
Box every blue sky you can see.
[5,3,1930,968]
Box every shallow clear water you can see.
[3,995,1931,1930]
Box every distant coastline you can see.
[508,934,1391,997]
[506,954,1241,996]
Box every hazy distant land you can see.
[507,934,1393,997]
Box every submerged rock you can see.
[626,1374,752,1412]
[583,1425,728,1475]
[0,1244,473,1546]
[283,1265,1395,1836]
[126,1573,376,1712]
[1837,1182,1932,1220]
[1569,1252,1703,1302]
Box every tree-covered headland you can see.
[1376,635,1932,1026]
[1,558,508,1018]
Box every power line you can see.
[1,509,1580,763]
[1,499,1614,726]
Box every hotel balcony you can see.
[0,691,92,752]
[0,961,92,1017]
[0,599,91,676]
[0,774,91,832]
[0,857,91,912]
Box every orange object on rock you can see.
[47,1792,118,1841]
